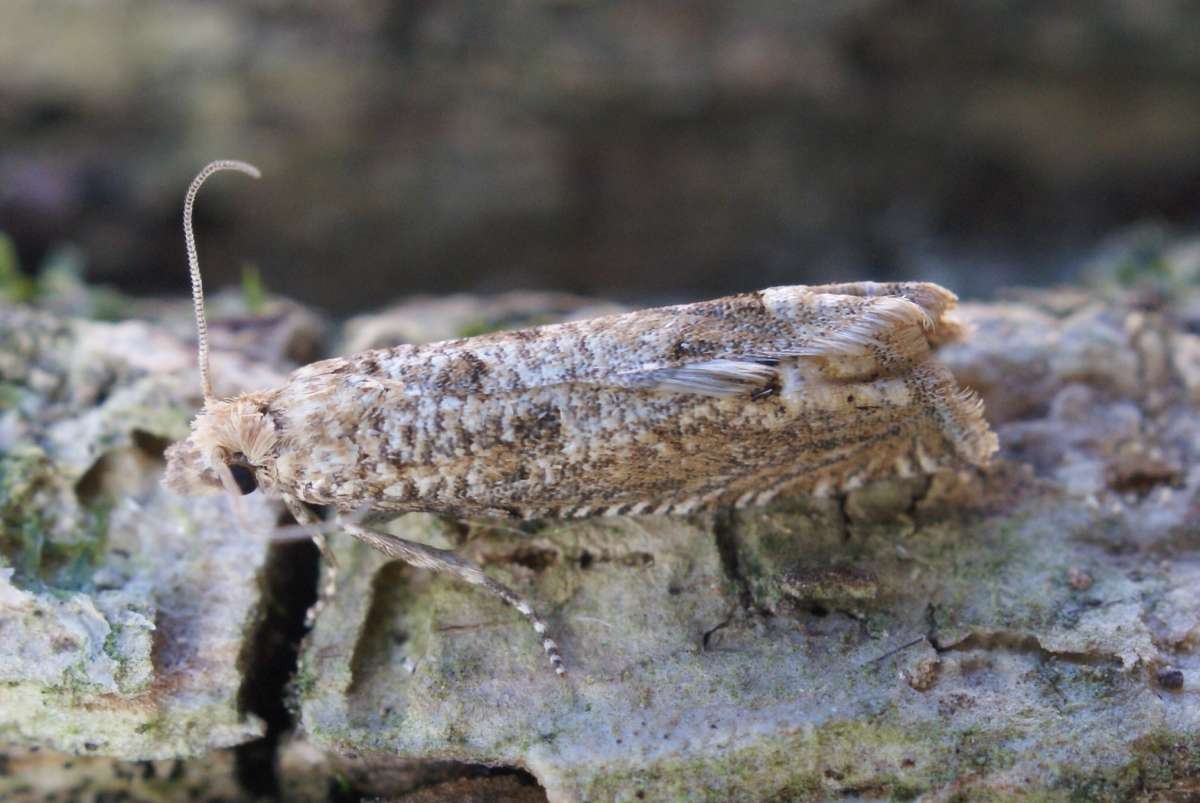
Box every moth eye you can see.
[227,462,258,495]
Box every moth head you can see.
[164,160,269,498]
[165,395,277,497]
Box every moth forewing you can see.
[250,282,994,519]
[164,161,997,677]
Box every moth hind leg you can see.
[339,519,566,677]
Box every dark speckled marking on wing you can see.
[176,282,994,521]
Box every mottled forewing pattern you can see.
[255,282,995,518]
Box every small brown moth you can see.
[164,161,997,676]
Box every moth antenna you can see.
[183,159,262,402]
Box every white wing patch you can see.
[621,358,779,397]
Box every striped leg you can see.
[283,496,339,628]
[339,519,566,677]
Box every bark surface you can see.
[2,278,1199,801]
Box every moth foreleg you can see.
[282,496,339,567]
[338,519,567,677]
[283,495,340,628]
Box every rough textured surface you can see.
[338,292,629,356]
[0,749,245,803]
[0,300,283,759]
[4,265,1200,799]
[294,280,1200,800]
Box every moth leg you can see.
[283,496,339,628]
[281,496,339,567]
[338,519,567,677]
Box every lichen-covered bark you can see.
[0,301,287,759]
[294,284,1200,801]
[3,280,1200,800]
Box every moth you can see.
[164,161,997,676]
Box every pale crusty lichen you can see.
[291,284,1200,801]
[5,274,1200,800]
[0,300,281,759]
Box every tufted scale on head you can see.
[193,396,278,468]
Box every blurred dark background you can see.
[2,0,1200,313]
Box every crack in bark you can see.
[862,636,927,666]
[929,628,1124,667]
[711,508,754,611]
[701,611,736,652]
[233,536,320,798]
